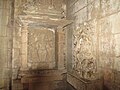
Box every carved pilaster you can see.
[21,23,28,70]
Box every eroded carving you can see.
[28,29,55,69]
[17,0,66,19]
[73,21,97,80]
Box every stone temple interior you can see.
[0,0,120,90]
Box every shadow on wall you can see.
[103,69,120,90]
[13,69,67,90]
[103,85,109,90]
[67,82,76,90]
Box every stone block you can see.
[87,0,95,4]
[7,38,12,49]
[109,0,120,12]
[21,43,27,55]
[74,0,87,13]
[67,74,86,90]
[100,0,120,17]
[114,71,120,86]
[110,12,120,34]
[67,0,77,8]
[0,25,7,36]
[12,48,21,68]
[2,68,10,79]
[67,74,103,90]
[12,80,23,90]
[0,37,8,49]
[0,9,9,25]
[74,7,87,26]
[0,0,10,9]
[114,35,120,57]
[21,31,28,43]
[67,5,75,17]
[87,0,100,20]
[7,49,12,68]
[0,49,7,67]
[13,27,22,37]
[58,32,65,42]
[99,17,113,69]
[49,81,66,90]
[13,36,21,48]
[0,78,4,89]
[114,58,120,71]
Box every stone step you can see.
[21,75,64,83]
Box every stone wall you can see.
[66,0,120,90]
[0,0,14,90]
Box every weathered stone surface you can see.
[67,0,120,89]
[0,0,12,89]
[0,25,7,36]
[13,36,21,48]
[57,30,66,70]
[0,48,7,68]
[101,0,120,17]
[28,29,55,69]
[1,0,120,89]
[87,0,100,20]
[13,27,22,37]
[12,80,23,90]
[114,34,120,57]
[110,12,120,34]
[19,70,66,90]
[0,0,10,9]
[12,48,21,68]
[73,20,98,80]
[74,0,87,13]
[74,7,87,26]
[99,17,113,69]
[0,9,9,25]
[67,74,103,90]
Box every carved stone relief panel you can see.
[15,0,66,18]
[72,20,98,80]
[28,29,55,69]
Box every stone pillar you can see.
[57,27,66,70]
[21,23,28,70]
[0,0,14,89]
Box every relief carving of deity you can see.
[28,29,55,69]
[73,22,97,80]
